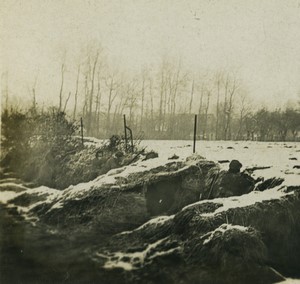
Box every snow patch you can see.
[0,182,27,192]
[0,191,22,203]
[183,185,293,217]
[202,224,248,245]
[135,215,174,231]
[99,237,170,271]
[120,215,174,235]
[277,279,300,284]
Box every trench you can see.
[1,162,300,283]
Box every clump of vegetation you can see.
[96,134,130,157]
[1,107,80,187]
[1,107,151,189]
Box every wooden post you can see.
[123,114,128,152]
[80,117,84,145]
[193,114,197,153]
[127,127,134,153]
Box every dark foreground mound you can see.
[91,186,300,284]
[1,155,300,283]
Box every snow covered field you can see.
[141,140,300,187]
[82,137,300,184]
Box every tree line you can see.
[2,46,300,141]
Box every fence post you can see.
[127,127,134,153]
[80,117,84,145]
[193,114,197,153]
[123,114,128,152]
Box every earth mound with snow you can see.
[0,140,299,283]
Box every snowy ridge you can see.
[0,185,59,205]
[0,182,27,191]
[202,224,249,245]
[119,215,174,235]
[0,191,21,203]
[183,185,294,217]
[134,215,174,231]
[96,237,180,271]
[1,140,298,209]
[47,157,197,211]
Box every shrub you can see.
[1,107,78,183]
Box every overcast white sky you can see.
[1,0,300,108]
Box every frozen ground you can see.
[0,139,299,284]
[81,138,300,191]
[0,140,298,206]
[141,140,300,187]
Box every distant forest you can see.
[2,47,300,142]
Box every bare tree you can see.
[32,73,39,112]
[224,76,238,140]
[2,71,9,111]
[203,89,211,139]
[167,66,177,136]
[189,78,195,114]
[214,72,222,140]
[94,68,102,136]
[124,79,138,126]
[58,63,65,112]
[236,92,251,140]
[140,71,147,130]
[73,65,81,120]
[27,73,38,114]
[105,72,119,136]
[169,63,181,125]
[158,64,166,132]
[86,51,99,135]
[82,73,89,118]
[149,78,154,126]
[197,82,205,136]
[62,92,72,113]
[222,75,229,139]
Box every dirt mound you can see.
[12,158,216,235]
[2,156,300,283]
[92,186,300,283]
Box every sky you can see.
[1,0,300,108]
